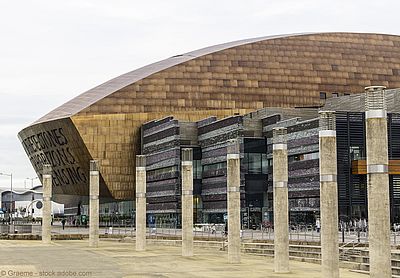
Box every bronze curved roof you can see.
[33,32,400,125]
[34,33,297,124]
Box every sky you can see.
[0,0,399,189]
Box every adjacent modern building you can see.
[0,186,64,219]
[18,32,400,225]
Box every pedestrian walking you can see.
[211,223,216,234]
[316,218,321,233]
[61,218,66,230]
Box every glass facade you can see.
[203,162,226,172]
[244,153,268,174]
[193,160,202,179]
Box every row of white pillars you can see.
[268,86,392,277]
[39,87,392,276]
[134,144,242,262]
[40,160,100,247]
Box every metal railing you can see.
[2,221,400,247]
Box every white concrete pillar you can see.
[227,139,241,264]
[273,127,290,273]
[89,160,100,248]
[319,111,339,278]
[181,148,194,257]
[365,85,392,278]
[136,155,147,251]
[42,164,52,244]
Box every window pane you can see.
[248,153,261,174]
[262,154,268,174]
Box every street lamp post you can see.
[0,172,13,223]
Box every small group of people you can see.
[340,218,368,232]
[1,217,11,224]
[209,223,228,236]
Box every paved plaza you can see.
[0,239,365,278]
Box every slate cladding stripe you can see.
[147,196,179,203]
[143,120,179,137]
[289,190,320,198]
[202,194,227,202]
[289,175,320,184]
[147,178,178,188]
[146,190,177,197]
[289,159,319,171]
[202,147,227,159]
[147,184,176,193]
[262,114,281,126]
[143,126,179,144]
[264,119,319,137]
[145,148,180,165]
[146,171,179,182]
[198,116,243,135]
[146,159,179,171]
[267,143,318,157]
[142,116,174,130]
[263,118,301,133]
[197,117,217,128]
[148,203,178,210]
[200,131,242,148]
[143,139,180,154]
[288,136,319,149]
[198,124,244,141]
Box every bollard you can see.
[342,228,345,243]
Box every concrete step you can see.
[149,239,400,275]
[248,252,322,265]
[340,252,400,270]
[242,242,321,253]
[243,247,322,259]
[347,262,400,275]
[349,268,400,277]
[348,269,370,276]
[290,256,321,265]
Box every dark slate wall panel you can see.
[198,116,243,135]
[142,117,174,131]
[143,127,180,144]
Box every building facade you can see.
[141,90,400,227]
[17,33,400,224]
